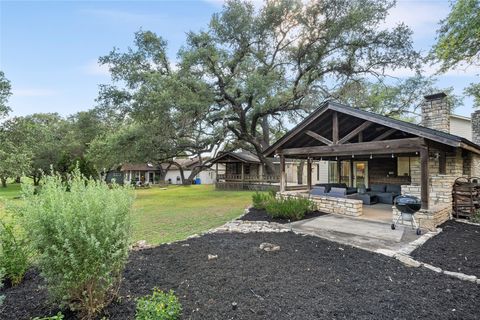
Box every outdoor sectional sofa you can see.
[310,183,401,205]
[366,184,401,204]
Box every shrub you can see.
[136,289,182,320]
[21,169,134,319]
[0,217,30,285]
[251,192,272,209]
[0,268,5,307]
[265,196,315,221]
[32,312,64,320]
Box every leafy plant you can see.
[251,192,273,210]
[136,288,182,320]
[265,196,315,221]
[0,216,30,285]
[32,312,64,320]
[21,169,134,319]
[0,268,5,307]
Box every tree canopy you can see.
[431,0,479,107]
[96,0,422,173]
[0,71,12,119]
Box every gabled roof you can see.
[264,101,480,157]
[211,151,261,164]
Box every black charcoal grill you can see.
[391,195,422,235]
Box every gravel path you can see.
[2,232,479,319]
[411,220,480,277]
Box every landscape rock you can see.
[259,242,280,252]
[395,254,421,268]
[130,240,153,251]
[443,271,477,283]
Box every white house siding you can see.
[450,115,472,141]
[165,169,218,185]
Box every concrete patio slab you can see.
[289,214,421,252]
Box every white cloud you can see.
[12,88,58,97]
[83,60,110,76]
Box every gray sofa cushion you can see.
[386,184,401,193]
[370,184,386,192]
[328,187,346,198]
[310,186,326,196]
[376,192,396,204]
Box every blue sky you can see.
[0,0,477,118]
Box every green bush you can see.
[0,217,30,285]
[0,268,5,307]
[251,192,273,209]
[32,312,64,320]
[265,196,315,221]
[21,169,134,319]
[136,289,182,320]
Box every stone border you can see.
[391,253,480,285]
[453,218,480,227]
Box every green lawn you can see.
[0,183,254,245]
[132,185,254,244]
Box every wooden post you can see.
[337,160,342,183]
[420,147,429,210]
[332,112,339,144]
[307,158,312,190]
[259,164,263,181]
[349,159,354,187]
[241,162,245,182]
[215,163,219,182]
[280,154,286,192]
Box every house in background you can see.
[211,150,329,190]
[110,158,223,185]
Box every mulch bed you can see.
[411,220,480,277]
[238,208,328,224]
[2,232,480,319]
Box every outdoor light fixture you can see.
[370,153,373,159]
[352,154,355,158]
[391,153,395,158]
[335,156,338,160]
[415,151,419,155]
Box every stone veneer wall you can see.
[395,148,467,229]
[421,94,450,133]
[472,110,480,145]
[470,153,480,177]
[278,191,363,217]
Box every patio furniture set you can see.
[310,183,401,205]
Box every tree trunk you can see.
[15,176,21,184]
[1,177,7,188]
[261,116,270,150]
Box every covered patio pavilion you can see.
[263,96,480,230]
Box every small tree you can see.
[21,169,134,318]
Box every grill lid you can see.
[394,195,421,214]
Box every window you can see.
[397,157,410,177]
[328,161,338,183]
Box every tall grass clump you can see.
[0,214,30,286]
[265,196,315,221]
[21,169,134,319]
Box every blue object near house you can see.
[195,178,201,184]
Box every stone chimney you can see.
[421,92,450,133]
[472,110,480,145]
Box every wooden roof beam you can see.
[372,128,397,141]
[305,130,333,145]
[338,121,373,144]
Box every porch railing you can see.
[217,174,279,183]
